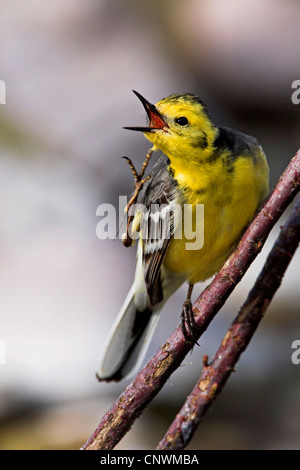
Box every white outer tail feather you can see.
[96,284,162,381]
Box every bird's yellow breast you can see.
[163,151,269,284]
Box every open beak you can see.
[123,90,168,132]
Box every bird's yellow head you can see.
[124,91,217,164]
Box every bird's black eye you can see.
[175,116,188,126]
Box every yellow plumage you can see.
[144,94,269,284]
[96,91,269,381]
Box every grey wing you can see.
[136,155,180,307]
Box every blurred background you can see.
[0,0,299,450]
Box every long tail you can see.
[96,284,161,382]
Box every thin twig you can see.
[156,194,300,450]
[82,149,300,450]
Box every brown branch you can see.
[82,149,300,450]
[156,194,300,450]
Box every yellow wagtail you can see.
[96,91,269,381]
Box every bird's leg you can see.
[122,149,153,247]
[181,283,199,345]
[123,149,153,214]
[139,148,153,180]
